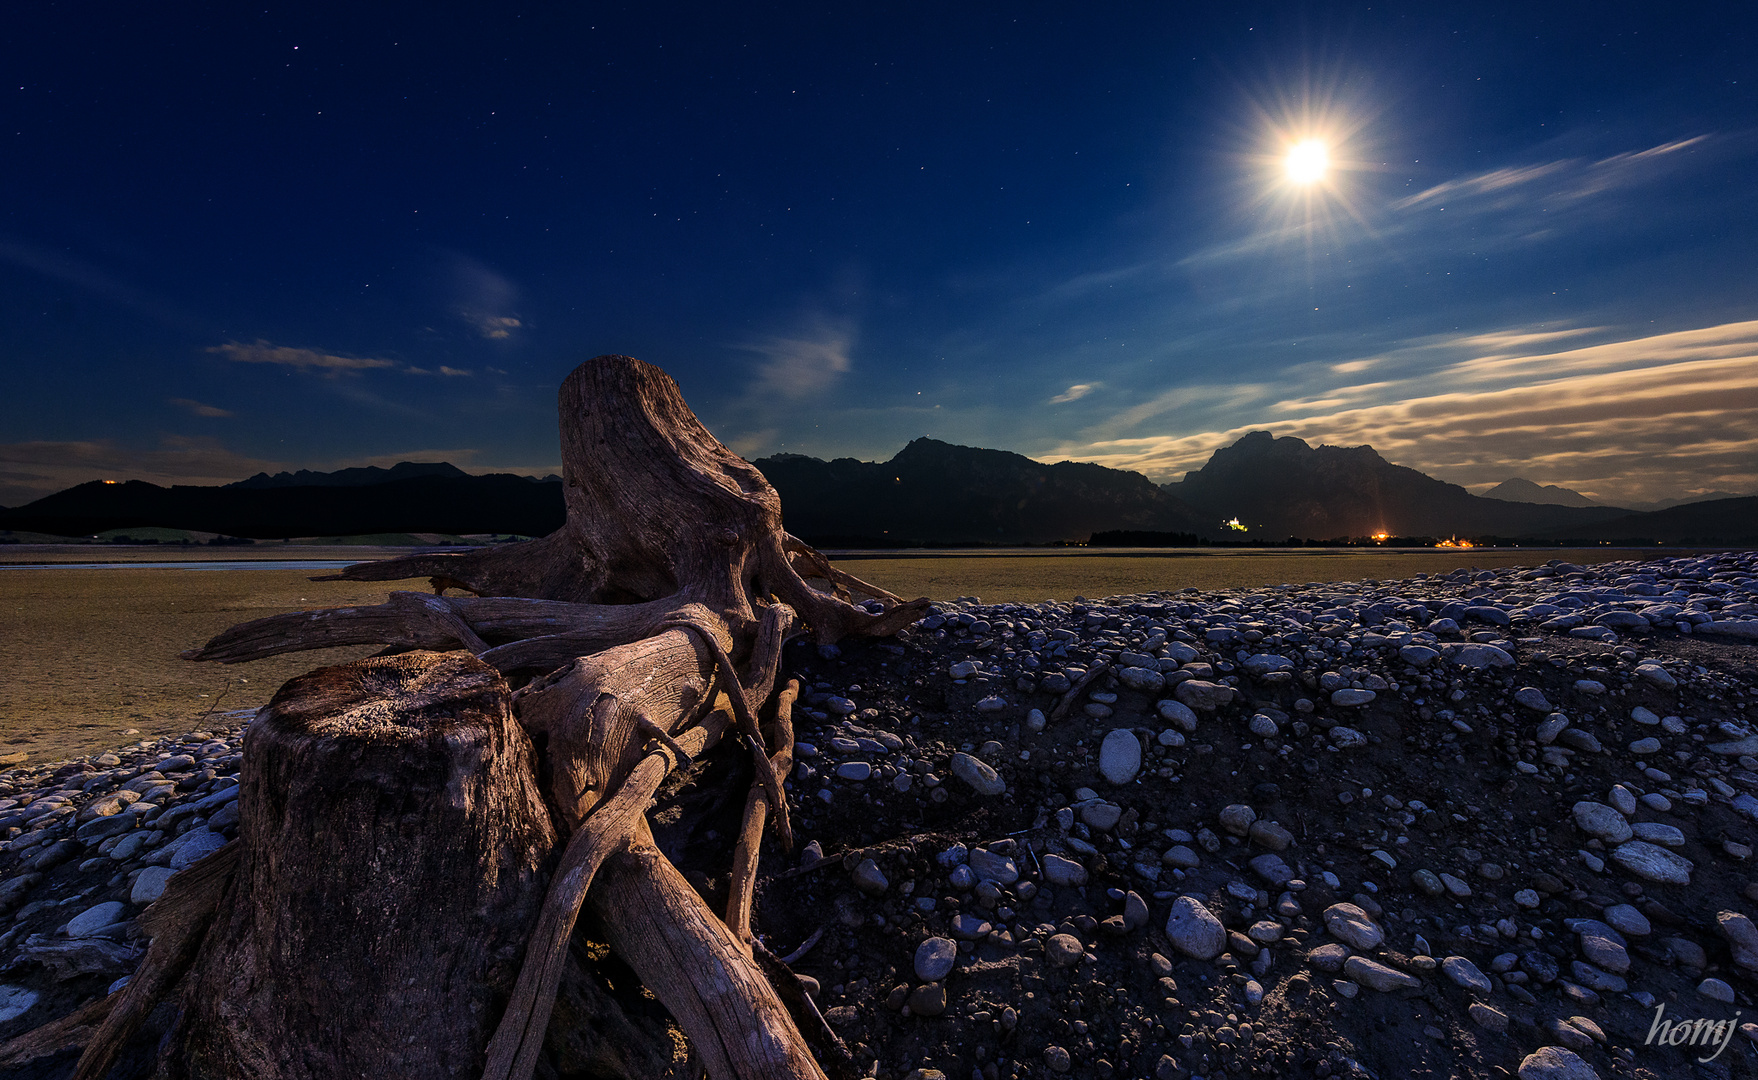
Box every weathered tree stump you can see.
[157,650,556,1079]
[114,354,933,1080]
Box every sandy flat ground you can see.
[0,564,396,763]
[0,544,1676,763]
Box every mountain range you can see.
[1479,476,1751,513]
[1,433,1753,546]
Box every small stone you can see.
[1630,822,1685,847]
[1412,869,1445,896]
[1572,802,1632,844]
[914,937,957,981]
[1157,699,1199,731]
[1628,737,1662,755]
[1043,1046,1072,1074]
[1574,922,1629,974]
[836,762,872,781]
[1602,904,1650,937]
[967,848,1019,885]
[1078,801,1122,832]
[1045,933,1084,967]
[1442,956,1491,995]
[131,866,175,905]
[949,752,1005,796]
[1041,853,1088,888]
[1331,688,1376,707]
[1116,666,1166,693]
[1249,854,1293,887]
[907,982,947,1017]
[1469,1002,1508,1032]
[1123,890,1150,931]
[1700,977,1736,1003]
[1345,955,1420,992]
[1174,680,1234,712]
[1439,873,1472,898]
[1536,714,1570,744]
[1329,726,1368,749]
[1323,903,1384,950]
[1514,687,1552,711]
[1557,728,1602,753]
[169,829,227,870]
[852,859,889,895]
[1247,820,1293,851]
[1716,910,1758,972]
[1218,804,1257,836]
[0,985,40,1024]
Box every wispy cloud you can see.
[405,365,473,377]
[741,317,855,401]
[209,339,396,374]
[1046,318,1758,504]
[0,238,202,329]
[168,398,234,418]
[1390,136,1711,212]
[448,255,523,340]
[1049,383,1096,404]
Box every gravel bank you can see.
[2,550,1757,1079]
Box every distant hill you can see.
[0,471,564,539]
[228,461,471,488]
[1622,490,1755,513]
[752,438,1204,545]
[1534,496,1758,545]
[1481,477,1603,508]
[1161,432,1629,539]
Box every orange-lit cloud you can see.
[1049,319,1758,505]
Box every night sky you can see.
[4,3,1755,508]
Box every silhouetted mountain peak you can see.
[1482,477,1601,508]
[1164,431,1623,539]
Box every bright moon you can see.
[1285,139,1329,184]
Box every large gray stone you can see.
[1164,896,1226,960]
[1098,729,1142,785]
[1610,841,1692,885]
[1518,1046,1600,1080]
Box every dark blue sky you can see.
[4,2,1755,506]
